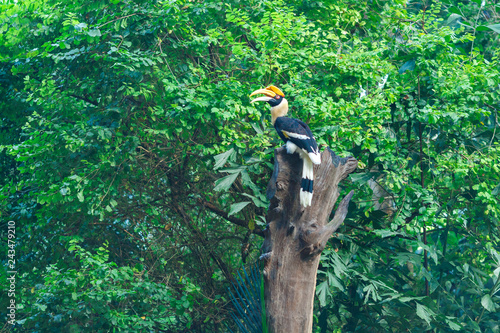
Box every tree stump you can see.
[261,147,357,333]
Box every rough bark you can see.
[261,147,357,333]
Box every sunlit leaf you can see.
[481,295,495,312]
[228,201,251,216]
[213,148,235,170]
[214,172,240,192]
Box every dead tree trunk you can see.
[261,147,357,333]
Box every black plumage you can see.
[249,85,321,206]
[274,117,320,156]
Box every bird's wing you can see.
[274,117,319,155]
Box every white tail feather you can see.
[302,158,314,182]
[284,141,319,207]
[300,158,314,207]
[308,151,321,165]
[300,189,313,207]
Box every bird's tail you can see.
[300,157,314,207]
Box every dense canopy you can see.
[1,0,499,331]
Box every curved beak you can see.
[250,88,276,97]
[250,96,273,103]
[250,85,284,103]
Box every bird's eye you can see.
[276,95,281,99]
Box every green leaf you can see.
[399,296,424,303]
[373,230,403,238]
[87,29,101,37]
[448,7,461,15]
[476,25,491,32]
[77,191,84,202]
[446,13,462,26]
[244,156,262,164]
[485,24,500,34]
[363,284,380,303]
[459,22,473,29]
[492,182,500,196]
[228,201,251,216]
[265,40,274,50]
[251,123,263,135]
[219,166,246,174]
[446,317,462,331]
[316,280,330,307]
[481,294,495,312]
[214,172,240,192]
[241,192,268,208]
[327,272,344,292]
[416,303,434,325]
[213,148,235,170]
[350,172,381,183]
[398,59,415,74]
[74,23,87,31]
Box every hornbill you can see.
[250,85,321,207]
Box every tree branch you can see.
[299,190,354,257]
[199,199,264,237]
[172,204,235,282]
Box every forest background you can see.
[1,0,499,331]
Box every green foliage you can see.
[0,0,499,331]
[18,239,199,332]
[309,2,500,330]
